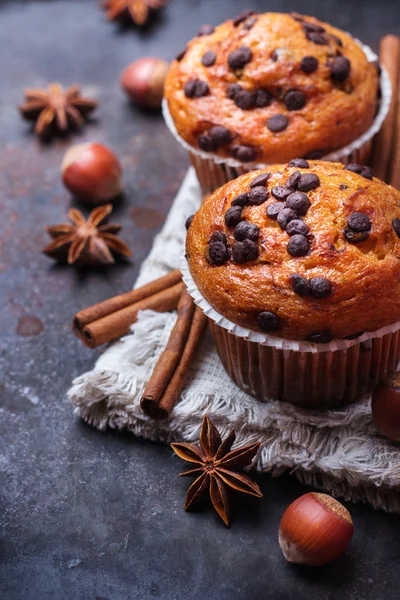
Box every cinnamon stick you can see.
[389,43,400,190]
[73,269,181,330]
[140,289,195,416]
[141,306,208,420]
[78,282,184,349]
[372,35,400,181]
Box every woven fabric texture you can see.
[68,169,400,514]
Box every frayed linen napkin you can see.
[69,168,400,514]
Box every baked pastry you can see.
[186,160,400,342]
[165,11,379,164]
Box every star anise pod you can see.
[171,415,262,526]
[19,83,97,137]
[42,204,131,267]
[102,0,167,26]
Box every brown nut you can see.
[61,143,122,206]
[120,57,169,109]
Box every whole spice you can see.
[102,0,167,26]
[171,415,262,526]
[279,492,354,566]
[19,83,97,137]
[371,372,400,442]
[61,143,122,206]
[120,58,169,109]
[43,205,131,267]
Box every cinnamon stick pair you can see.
[372,35,400,188]
[140,291,208,420]
[73,270,183,348]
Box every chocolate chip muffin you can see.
[183,160,400,407]
[186,160,400,342]
[165,11,379,166]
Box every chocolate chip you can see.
[250,173,271,188]
[310,277,333,299]
[344,163,372,179]
[234,221,260,241]
[267,114,289,132]
[184,79,209,98]
[197,133,215,152]
[232,193,250,206]
[176,47,187,62]
[286,192,311,216]
[208,242,230,265]
[277,208,298,230]
[300,56,318,73]
[248,186,269,205]
[243,16,258,30]
[297,173,320,192]
[286,171,301,190]
[255,88,273,107]
[271,186,292,201]
[286,219,309,237]
[256,311,280,332]
[347,212,371,233]
[287,234,310,256]
[234,89,256,109]
[202,51,216,67]
[288,158,310,168]
[306,31,329,45]
[185,215,194,230]
[344,228,369,243]
[284,89,307,111]
[227,83,242,99]
[209,231,227,244]
[339,183,349,190]
[209,126,232,146]
[233,10,256,27]
[302,21,325,33]
[267,202,286,220]
[271,50,279,62]
[305,150,324,160]
[225,205,243,227]
[232,239,259,263]
[198,24,215,36]
[330,56,351,82]
[228,46,253,70]
[332,35,343,47]
[393,218,400,238]
[291,274,311,296]
[232,145,257,162]
[291,12,304,22]
[307,331,332,343]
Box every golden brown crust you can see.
[186,161,400,341]
[165,12,379,164]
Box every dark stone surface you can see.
[0,1,399,599]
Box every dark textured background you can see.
[0,1,399,599]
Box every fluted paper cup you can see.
[180,253,400,408]
[164,41,391,195]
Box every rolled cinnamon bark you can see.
[79,282,184,348]
[73,269,181,331]
[372,35,400,181]
[142,307,208,420]
[140,289,195,416]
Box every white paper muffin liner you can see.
[163,40,391,195]
[180,253,400,407]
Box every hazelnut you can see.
[279,492,354,566]
[120,57,169,109]
[61,143,122,206]
[371,372,400,442]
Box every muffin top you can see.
[165,11,379,164]
[186,160,400,342]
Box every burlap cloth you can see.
[68,169,400,513]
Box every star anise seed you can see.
[19,83,97,137]
[171,415,262,526]
[42,204,132,267]
[102,0,167,26]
